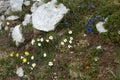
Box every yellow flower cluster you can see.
[10,51,30,63]
[9,51,36,69]
[10,52,19,57]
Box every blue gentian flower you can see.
[88,18,96,23]
[85,24,90,28]
[100,18,105,22]
[65,22,70,27]
[88,4,95,9]
[95,16,100,19]
[86,27,92,33]
[85,24,92,33]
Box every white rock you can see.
[31,3,37,12]
[33,0,43,1]
[12,25,24,46]
[16,67,24,77]
[6,15,19,20]
[5,7,11,15]
[96,18,108,33]
[32,0,69,32]
[10,27,14,32]
[0,15,4,30]
[22,14,31,26]
[0,15,5,21]
[5,26,9,31]
[0,21,2,30]
[0,1,10,13]
[10,0,23,11]
[23,1,30,6]
[30,0,44,12]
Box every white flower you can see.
[61,41,65,45]
[63,39,67,42]
[49,36,53,40]
[46,39,49,43]
[40,38,44,42]
[37,38,40,41]
[94,57,99,62]
[68,30,72,34]
[43,53,47,57]
[30,67,33,70]
[31,39,35,45]
[7,22,10,25]
[69,40,72,44]
[31,56,34,60]
[68,45,72,48]
[5,26,9,31]
[27,62,30,64]
[70,37,73,40]
[83,34,87,37]
[53,59,56,61]
[48,61,53,66]
[32,63,36,68]
[38,43,41,46]
[20,56,24,59]
[96,45,102,49]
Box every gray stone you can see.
[0,0,10,14]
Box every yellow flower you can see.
[10,52,14,57]
[22,58,27,63]
[16,53,19,57]
[24,51,29,56]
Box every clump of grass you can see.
[104,11,120,46]
[95,4,120,17]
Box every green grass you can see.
[0,0,120,80]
